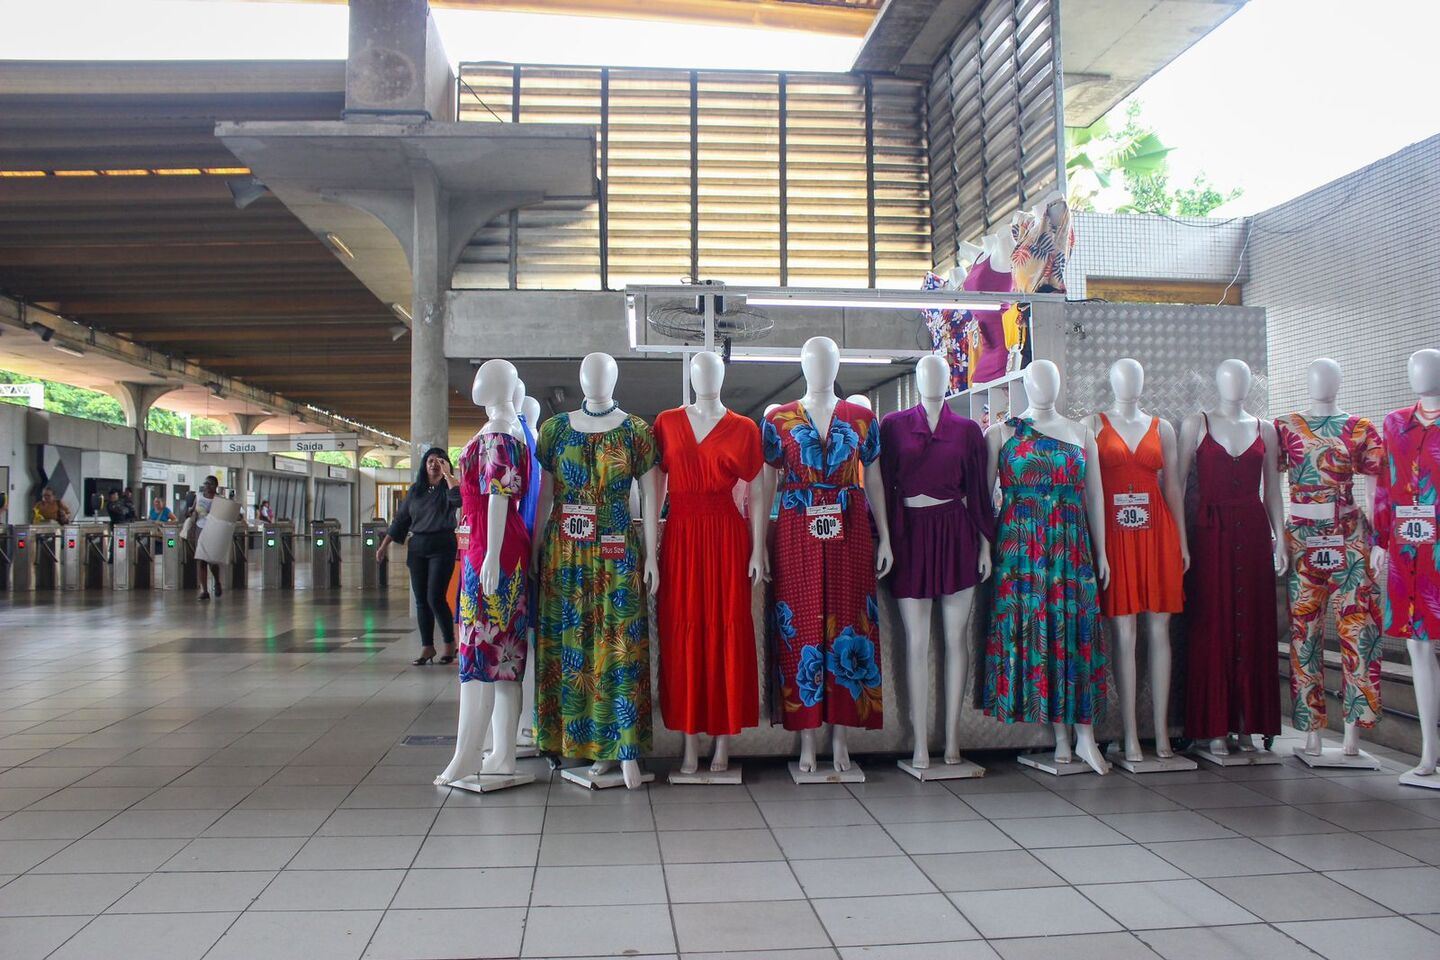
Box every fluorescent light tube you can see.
[390,302,412,322]
[325,233,355,259]
[747,296,1006,311]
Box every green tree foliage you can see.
[0,370,226,436]
[1066,100,1241,217]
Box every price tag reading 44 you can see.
[1114,492,1151,530]
[1306,534,1345,573]
[561,503,598,543]
[806,503,844,541]
[1396,504,1437,545]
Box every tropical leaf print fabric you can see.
[1375,405,1440,644]
[982,418,1106,725]
[763,400,883,731]
[534,414,658,761]
[456,432,531,684]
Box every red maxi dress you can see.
[655,409,763,736]
[763,399,883,731]
[1184,417,1279,740]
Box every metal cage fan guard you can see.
[645,285,774,342]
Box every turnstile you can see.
[11,524,35,591]
[112,522,159,590]
[61,522,109,591]
[0,524,10,591]
[361,520,389,589]
[159,521,196,591]
[310,519,341,589]
[229,522,249,589]
[262,521,295,589]
[27,523,60,590]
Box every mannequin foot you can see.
[1075,736,1111,776]
[434,757,474,785]
[709,737,730,773]
[480,752,516,776]
[1304,730,1324,757]
[1155,735,1174,760]
[589,760,616,777]
[1235,735,1258,754]
[798,732,818,773]
[680,736,700,776]
[943,738,962,765]
[1342,723,1361,757]
[1408,760,1438,778]
[832,729,852,773]
[1209,737,1230,756]
[1123,736,1144,763]
[621,759,643,790]
[912,747,931,770]
[1052,723,1072,764]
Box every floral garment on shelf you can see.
[456,432,531,683]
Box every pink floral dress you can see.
[457,431,531,683]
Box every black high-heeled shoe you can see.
[411,654,435,666]
[437,653,455,665]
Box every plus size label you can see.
[600,534,626,560]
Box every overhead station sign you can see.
[200,433,358,455]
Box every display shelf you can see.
[899,758,986,781]
[1293,747,1382,770]
[789,761,865,784]
[948,368,1028,401]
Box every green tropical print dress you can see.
[534,413,658,761]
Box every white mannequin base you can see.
[668,764,744,786]
[514,744,539,759]
[1017,752,1094,776]
[561,766,655,790]
[898,758,985,781]
[789,761,865,784]
[1106,749,1198,774]
[1192,746,1283,767]
[443,772,536,794]
[1399,770,1440,791]
[1293,747,1381,770]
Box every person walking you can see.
[182,475,223,600]
[375,448,462,665]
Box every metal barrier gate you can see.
[262,521,295,589]
[0,524,10,591]
[112,521,159,591]
[159,521,197,591]
[310,519,341,589]
[361,520,389,589]
[62,522,109,591]
[30,523,61,590]
[229,523,249,590]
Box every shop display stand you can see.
[668,765,744,786]
[1293,747,1381,770]
[443,772,536,794]
[561,765,656,790]
[1191,745,1282,767]
[1398,770,1440,791]
[1106,750,1198,774]
[1017,752,1095,776]
[898,759,986,781]
[789,761,865,784]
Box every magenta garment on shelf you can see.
[879,403,997,599]
[962,255,1015,386]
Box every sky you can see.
[1,0,1437,214]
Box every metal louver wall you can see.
[455,63,930,290]
[928,0,1065,273]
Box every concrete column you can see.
[410,164,450,464]
[349,451,362,535]
[305,452,317,527]
[232,413,271,435]
[115,381,177,501]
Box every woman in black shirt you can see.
[377,447,462,665]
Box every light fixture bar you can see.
[746,295,1007,311]
[51,343,85,358]
[326,233,356,260]
[626,294,638,349]
[390,302,412,322]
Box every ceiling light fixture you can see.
[730,351,895,365]
[0,170,46,178]
[206,381,224,397]
[626,294,638,349]
[390,302,412,322]
[226,176,269,210]
[51,343,84,358]
[388,324,409,341]
[53,170,99,177]
[325,233,355,259]
[745,295,1008,311]
[99,169,150,176]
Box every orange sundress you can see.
[1096,413,1185,617]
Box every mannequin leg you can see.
[436,681,495,784]
[710,735,731,773]
[1341,721,1360,756]
[832,726,852,772]
[621,760,643,789]
[898,597,935,768]
[1052,722,1073,764]
[939,589,977,764]
[1408,638,1440,776]
[1074,723,1110,775]
[1110,614,1142,761]
[1147,613,1174,758]
[1210,737,1231,756]
[589,760,616,776]
[479,681,522,775]
[680,735,701,776]
[798,728,818,773]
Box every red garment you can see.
[655,409,763,736]
[1374,403,1440,644]
[1096,414,1185,617]
[1184,418,1280,740]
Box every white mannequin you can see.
[508,379,542,754]
[1375,349,1440,782]
[530,352,659,790]
[1178,359,1288,756]
[983,359,1112,775]
[1293,358,1368,758]
[898,355,992,770]
[979,228,1016,273]
[644,351,767,775]
[436,359,526,786]
[845,393,872,411]
[760,336,894,773]
[1084,359,1190,762]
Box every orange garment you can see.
[1096,413,1185,617]
[654,408,762,736]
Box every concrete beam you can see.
[346,0,455,123]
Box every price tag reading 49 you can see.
[1396,504,1437,546]
[1305,534,1345,573]
[1114,492,1151,530]
[561,503,598,543]
[806,503,844,541]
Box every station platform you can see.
[1,588,1439,960]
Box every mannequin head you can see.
[579,352,618,403]
[1215,359,1252,404]
[511,377,527,410]
[522,395,541,424]
[800,337,840,396]
[1409,348,1440,399]
[1109,358,1144,402]
[1307,358,1342,403]
[1023,359,1061,408]
[915,354,948,401]
[764,403,780,418]
[690,351,725,399]
[474,358,519,411]
[845,393,872,410]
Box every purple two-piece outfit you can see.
[879,403,996,599]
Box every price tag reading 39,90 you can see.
[1396,504,1437,545]
[806,503,844,541]
[1306,533,1345,572]
[560,503,598,543]
[1114,492,1151,530]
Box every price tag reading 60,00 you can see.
[806,503,844,541]
[560,503,598,543]
[1114,492,1151,531]
[1396,504,1437,546]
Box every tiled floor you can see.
[3,589,1440,959]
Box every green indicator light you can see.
[364,537,374,546]
[316,538,325,547]
[267,538,276,547]
[166,538,176,548]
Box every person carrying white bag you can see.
[182,475,237,600]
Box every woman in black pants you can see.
[376,447,462,665]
